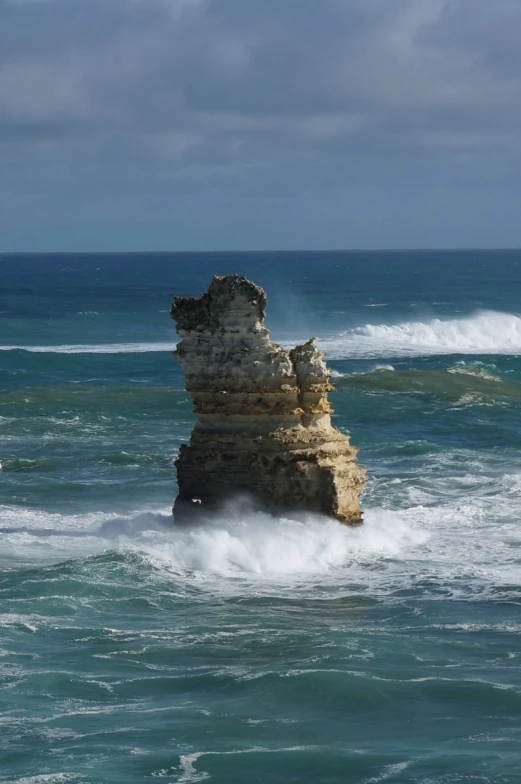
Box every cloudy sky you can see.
[1,0,521,251]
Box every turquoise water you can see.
[1,251,521,783]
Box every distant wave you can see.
[321,310,521,358]
[0,342,174,354]
[3,310,521,358]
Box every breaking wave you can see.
[0,503,423,581]
[3,477,521,600]
[142,507,425,580]
[321,310,521,358]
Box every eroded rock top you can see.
[172,275,267,334]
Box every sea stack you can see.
[171,275,367,524]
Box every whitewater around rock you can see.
[171,275,367,524]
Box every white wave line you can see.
[0,342,175,354]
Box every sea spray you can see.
[0,501,425,581]
[139,505,426,579]
[322,309,521,358]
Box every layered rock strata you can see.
[171,275,367,524]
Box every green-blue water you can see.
[1,251,521,783]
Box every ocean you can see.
[1,251,521,784]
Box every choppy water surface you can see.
[1,251,521,783]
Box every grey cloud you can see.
[2,1,521,145]
[1,0,521,250]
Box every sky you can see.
[1,0,521,252]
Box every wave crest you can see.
[322,310,521,358]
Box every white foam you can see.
[0,342,174,354]
[0,505,171,568]
[3,462,521,600]
[136,506,426,580]
[448,362,500,381]
[0,502,425,582]
[176,747,311,783]
[320,310,521,358]
[13,776,80,784]
[331,364,394,379]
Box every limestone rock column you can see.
[171,275,367,524]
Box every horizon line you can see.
[2,247,521,256]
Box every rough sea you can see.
[1,251,521,784]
